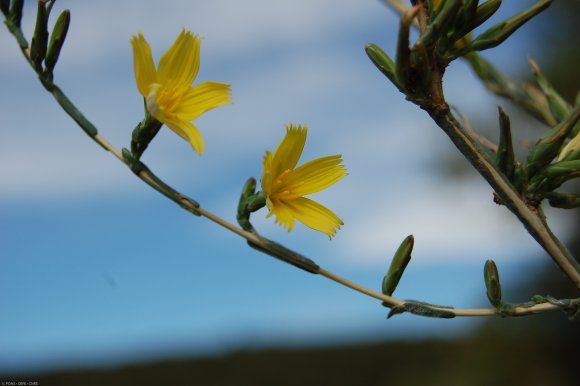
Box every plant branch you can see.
[4,9,577,319]
[429,106,580,290]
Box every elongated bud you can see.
[365,43,403,92]
[558,133,580,161]
[462,0,552,54]
[31,1,50,71]
[8,0,23,27]
[382,235,414,296]
[466,0,502,33]
[45,9,71,75]
[418,0,462,48]
[0,0,10,16]
[529,58,571,124]
[547,192,580,209]
[495,106,516,181]
[526,107,580,177]
[484,260,502,307]
[540,160,580,180]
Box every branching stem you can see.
[430,107,580,291]
[4,10,577,320]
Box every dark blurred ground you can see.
[5,296,579,386]
[2,1,579,385]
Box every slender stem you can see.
[318,269,563,317]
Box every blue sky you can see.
[0,0,574,374]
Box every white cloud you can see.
[1,0,390,68]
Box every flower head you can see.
[261,125,347,238]
[131,30,231,154]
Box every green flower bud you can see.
[45,9,71,75]
[484,259,502,307]
[495,106,516,181]
[418,0,462,48]
[382,235,414,296]
[8,0,23,27]
[31,1,50,71]
[526,107,580,177]
[365,43,403,92]
[466,0,502,33]
[461,0,552,54]
[540,159,580,180]
[547,192,580,209]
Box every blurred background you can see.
[0,0,578,385]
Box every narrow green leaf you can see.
[388,301,456,319]
[495,106,516,180]
[459,0,552,54]
[529,58,572,124]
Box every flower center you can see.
[146,81,189,120]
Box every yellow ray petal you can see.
[176,82,232,121]
[268,198,296,232]
[279,155,347,197]
[165,119,205,154]
[131,33,157,97]
[285,197,343,238]
[271,124,307,178]
[157,30,201,87]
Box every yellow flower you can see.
[261,125,347,238]
[558,132,580,161]
[131,30,232,154]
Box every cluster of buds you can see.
[3,0,70,81]
[365,1,579,209]
[365,0,552,108]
